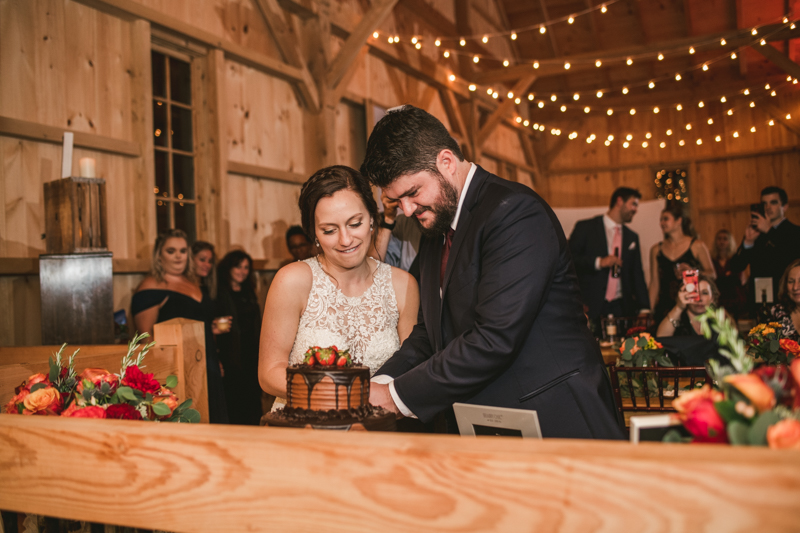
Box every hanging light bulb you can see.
[607,108,613,115]
[623,141,630,148]
[596,91,603,98]
[649,81,655,89]
[540,25,547,34]
[744,89,750,95]
[515,97,521,104]
[654,107,660,113]
[560,105,567,112]
[720,96,727,103]
[708,118,714,124]
[459,38,466,46]
[792,23,797,30]
[626,58,633,65]
[595,59,602,67]
[415,42,422,49]
[473,55,480,63]
[676,104,683,110]
[696,139,702,145]
[373,31,379,39]
[731,52,737,59]
[769,119,775,126]
[721,38,727,46]
[698,101,705,108]
[488,88,494,95]
[551,95,557,102]
[689,47,695,54]
[733,131,739,138]
[508,91,514,99]
[523,120,529,126]
[626,134,633,141]
[658,53,664,61]
[482,35,488,43]
[388,36,394,43]
[528,93,534,100]
[660,142,666,148]
[760,39,767,45]
[568,16,575,24]
[564,62,571,69]
[503,59,510,67]
[584,106,590,113]
[771,90,777,96]
[751,126,756,132]
[533,61,540,69]
[783,16,789,23]
[728,109,734,115]
[686,123,692,130]
[679,139,685,146]
[492,91,498,99]
[608,134,614,141]
[666,129,673,135]
[411,37,418,44]
[601,4,608,13]
[715,135,721,142]
[622,87,629,94]
[751,28,758,35]
[675,73,682,81]
[605,140,611,146]
[539,124,545,131]
[443,50,450,58]
[702,63,709,71]
[516,116,522,123]
[787,114,792,120]
[573,93,580,100]
[435,39,441,47]
[646,132,652,139]
[538,101,545,108]
[630,108,636,115]
[468,84,476,91]
[448,74,456,81]
[511,33,517,40]
[642,141,649,147]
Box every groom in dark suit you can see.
[360,105,623,439]
[568,187,650,333]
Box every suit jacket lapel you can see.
[596,216,608,255]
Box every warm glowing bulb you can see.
[443,51,450,58]
[787,114,792,120]
[538,101,544,108]
[629,108,636,115]
[675,73,682,81]
[649,81,655,89]
[568,16,575,24]
[660,142,666,148]
[511,33,517,40]
[728,109,733,115]
[626,134,633,141]
[653,107,660,113]
[608,135,614,141]
[468,84,476,91]
[646,132,652,139]
[626,58,633,65]
[528,94,534,101]
[435,39,441,47]
[508,91,514,99]
[744,89,750,95]
[689,47,695,54]
[679,139,685,146]
[761,38,767,45]
[769,119,775,126]
[564,62,571,69]
[515,97,521,104]
[607,109,613,115]
[696,139,702,145]
[666,129,673,135]
[642,141,648,148]
[503,60,510,67]
[792,23,797,30]
[751,126,756,132]
[721,38,727,46]
[784,16,789,23]
[448,74,456,81]
[658,53,664,61]
[415,42,421,49]
[584,106,590,113]
[373,31,379,39]
[551,95,557,102]
[676,104,683,111]
[731,52,737,59]
[523,120,529,126]
[622,87,629,94]
[715,135,721,142]
[482,35,488,43]
[488,88,494,95]
[596,59,602,67]
[473,55,480,63]
[605,140,610,146]
[702,63,709,71]
[601,5,607,13]
[459,38,466,46]
[623,141,629,148]
[533,61,540,69]
[596,91,603,98]
[708,118,714,125]
[698,101,704,108]
[492,92,498,99]
[771,90,777,96]
[540,26,546,34]
[411,37,418,44]
[720,96,727,103]
[516,116,522,123]
[686,123,692,130]
[573,93,580,100]
[388,36,393,43]
[560,105,567,112]
[751,28,758,35]
[733,131,739,138]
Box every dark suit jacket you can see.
[376,166,624,440]
[568,215,650,321]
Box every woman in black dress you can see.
[711,229,747,319]
[656,275,725,337]
[648,204,715,326]
[215,250,264,425]
[767,259,800,341]
[131,229,228,424]
[192,240,217,299]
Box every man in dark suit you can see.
[568,187,650,333]
[730,186,800,315]
[360,105,623,440]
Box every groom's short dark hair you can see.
[360,105,464,188]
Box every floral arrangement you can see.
[665,307,800,449]
[4,333,200,423]
[619,332,671,367]
[302,346,353,367]
[746,322,799,365]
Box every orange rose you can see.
[65,405,106,418]
[25,373,50,391]
[780,339,800,357]
[76,368,119,394]
[153,388,178,418]
[767,419,800,450]
[22,387,61,415]
[724,374,776,413]
[672,385,724,415]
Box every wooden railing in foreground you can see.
[0,318,208,423]
[0,416,798,532]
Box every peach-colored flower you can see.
[153,388,178,418]
[672,385,724,415]
[767,419,800,450]
[22,387,61,415]
[76,368,119,394]
[780,339,800,357]
[724,374,776,413]
[65,405,106,419]
[25,373,50,391]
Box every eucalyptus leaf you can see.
[116,386,137,402]
[715,401,748,425]
[152,402,171,416]
[166,375,178,389]
[727,421,750,445]
[182,409,201,423]
[747,411,783,446]
[177,398,193,410]
[49,358,59,383]
[30,382,47,393]
[636,337,649,348]
[662,429,685,443]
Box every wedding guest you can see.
[192,240,217,299]
[569,187,650,334]
[360,105,623,439]
[711,229,747,319]
[279,225,315,268]
[131,229,228,424]
[730,186,800,316]
[649,203,715,327]
[766,259,800,341]
[374,189,422,282]
[656,275,723,337]
[216,250,263,425]
[258,166,419,410]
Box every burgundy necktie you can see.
[440,228,455,288]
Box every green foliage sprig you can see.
[119,331,156,381]
[696,306,754,382]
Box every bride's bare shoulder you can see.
[270,260,313,296]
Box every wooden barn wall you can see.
[543,93,800,246]
[0,0,596,346]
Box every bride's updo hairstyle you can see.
[298,165,379,250]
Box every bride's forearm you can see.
[259,366,287,398]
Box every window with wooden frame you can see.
[151,49,197,242]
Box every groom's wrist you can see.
[388,381,417,418]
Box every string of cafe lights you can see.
[523,79,796,154]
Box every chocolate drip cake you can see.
[262,347,396,431]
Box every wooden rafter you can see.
[472,22,800,85]
[537,0,561,57]
[477,74,537,147]
[252,0,320,112]
[439,89,469,142]
[751,43,800,80]
[276,0,317,20]
[327,0,399,91]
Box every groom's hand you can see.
[370,383,402,417]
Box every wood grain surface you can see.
[0,415,798,532]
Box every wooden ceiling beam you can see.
[252,0,320,112]
[537,0,561,57]
[472,22,800,85]
[276,0,317,20]
[327,0,399,91]
[751,43,800,80]
[477,74,537,147]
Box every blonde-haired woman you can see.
[132,229,228,423]
[712,229,746,318]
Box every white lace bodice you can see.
[287,256,400,375]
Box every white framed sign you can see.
[629,415,683,444]
[454,403,542,439]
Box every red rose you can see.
[754,365,797,407]
[66,405,106,418]
[683,399,728,443]
[121,365,161,394]
[105,403,143,420]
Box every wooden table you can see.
[600,345,619,365]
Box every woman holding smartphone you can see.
[656,275,725,337]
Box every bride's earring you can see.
[370,222,374,232]
[315,238,320,247]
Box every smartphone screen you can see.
[750,203,765,217]
[682,269,699,302]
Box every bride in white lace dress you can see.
[258,166,419,409]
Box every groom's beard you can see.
[412,174,459,238]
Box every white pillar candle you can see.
[79,157,96,178]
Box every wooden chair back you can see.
[608,364,710,427]
[0,318,208,422]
